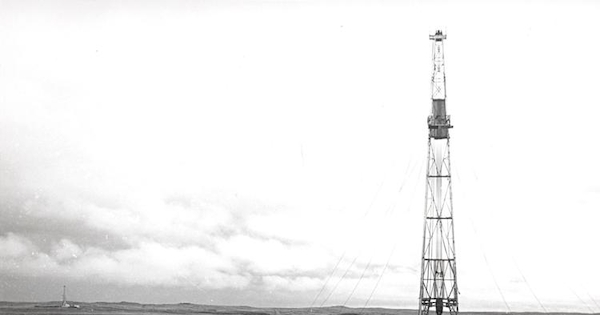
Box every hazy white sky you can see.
[1,0,600,312]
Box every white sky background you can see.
[1,0,600,312]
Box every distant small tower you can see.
[61,285,70,307]
[418,30,459,315]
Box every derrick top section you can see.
[428,30,452,140]
[430,30,446,101]
[429,30,446,41]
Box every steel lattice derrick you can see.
[418,30,458,315]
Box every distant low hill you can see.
[0,301,595,315]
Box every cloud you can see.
[0,233,60,277]
[0,233,35,259]
[74,242,249,288]
[218,235,330,275]
[0,174,337,292]
[0,233,251,289]
[52,239,83,261]
[262,275,322,292]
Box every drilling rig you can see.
[418,30,458,315]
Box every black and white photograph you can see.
[1,1,599,314]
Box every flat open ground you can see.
[0,302,596,315]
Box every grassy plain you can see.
[0,302,595,315]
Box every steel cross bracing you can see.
[418,30,458,315]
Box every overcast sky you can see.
[1,0,600,313]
